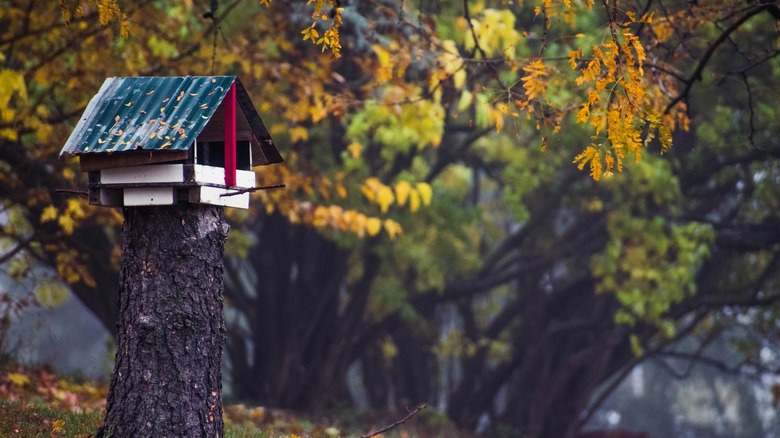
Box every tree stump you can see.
[97,204,228,438]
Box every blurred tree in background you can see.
[1,0,779,436]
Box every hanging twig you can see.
[360,404,427,438]
[219,184,286,197]
[55,189,88,197]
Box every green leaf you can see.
[224,230,255,258]
[629,334,644,357]
[35,280,70,308]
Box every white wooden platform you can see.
[89,164,255,209]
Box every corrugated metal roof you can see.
[60,76,282,165]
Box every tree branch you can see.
[652,350,766,377]
[360,404,427,438]
[576,354,643,431]
[462,0,508,90]
[664,4,770,114]
[0,236,34,265]
[219,184,286,197]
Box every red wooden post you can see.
[224,81,237,186]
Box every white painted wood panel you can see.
[192,165,255,188]
[101,164,184,184]
[123,187,175,206]
[195,186,249,209]
[192,164,222,185]
[236,169,256,188]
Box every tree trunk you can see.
[97,205,228,438]
[224,213,361,409]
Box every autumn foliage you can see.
[0,364,105,412]
[2,0,780,436]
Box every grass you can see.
[0,402,450,438]
[0,399,283,438]
[0,400,470,437]
[0,360,470,437]
[0,399,103,437]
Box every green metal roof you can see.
[60,76,282,165]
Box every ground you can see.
[0,359,468,438]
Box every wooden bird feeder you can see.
[59,76,283,209]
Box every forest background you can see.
[1,0,780,437]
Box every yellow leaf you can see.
[8,372,30,386]
[336,184,347,199]
[365,217,382,236]
[415,182,432,206]
[66,198,85,213]
[495,113,504,133]
[457,90,473,111]
[0,69,28,109]
[52,419,65,433]
[590,154,603,181]
[301,25,318,42]
[40,205,58,222]
[347,142,363,158]
[383,219,403,239]
[567,48,581,69]
[58,215,75,235]
[349,211,366,235]
[521,58,547,100]
[360,186,374,202]
[572,144,604,181]
[312,205,329,227]
[407,190,419,212]
[453,69,467,89]
[376,185,395,213]
[573,145,598,170]
[381,336,398,358]
[289,126,309,142]
[576,103,591,124]
[394,181,411,206]
[360,177,381,202]
[0,128,17,141]
[62,167,75,180]
[328,205,343,223]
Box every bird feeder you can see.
[59,76,283,209]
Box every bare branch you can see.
[664,4,770,114]
[0,236,34,265]
[576,353,643,430]
[652,350,770,378]
[741,72,757,148]
[55,189,88,197]
[462,0,508,90]
[219,184,286,197]
[653,328,723,380]
[360,404,427,438]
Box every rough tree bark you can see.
[97,205,228,438]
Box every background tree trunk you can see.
[97,205,228,438]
